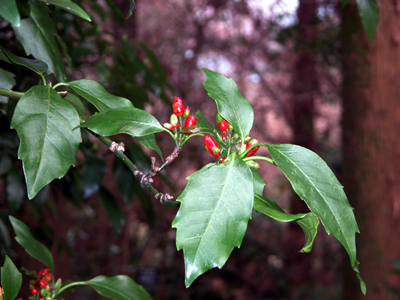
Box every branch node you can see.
[110,141,125,153]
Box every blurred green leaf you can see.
[266,143,365,294]
[80,107,167,138]
[9,216,55,273]
[10,86,81,199]
[0,68,15,104]
[64,93,87,120]
[6,170,25,211]
[112,157,135,204]
[104,0,125,24]
[126,0,135,19]
[356,0,379,43]
[1,256,22,300]
[13,0,67,82]
[136,134,163,161]
[40,0,91,21]
[69,79,133,113]
[99,186,124,236]
[0,219,11,250]
[0,0,20,26]
[172,154,253,287]
[0,45,48,74]
[297,213,319,253]
[81,156,106,199]
[203,69,254,141]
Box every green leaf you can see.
[85,275,153,300]
[136,134,163,161]
[0,0,20,26]
[342,0,350,8]
[356,0,379,43]
[69,79,133,113]
[9,216,55,273]
[64,93,87,120]
[10,86,81,199]
[39,0,91,21]
[13,0,67,82]
[254,194,309,222]
[6,170,25,211]
[80,107,167,138]
[112,157,135,204]
[251,169,265,195]
[202,68,254,140]
[297,213,319,253]
[126,0,135,19]
[194,110,215,135]
[1,256,22,300]
[266,143,365,294]
[0,68,15,103]
[172,154,254,287]
[0,45,48,74]
[99,186,124,236]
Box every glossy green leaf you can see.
[99,186,124,236]
[80,107,167,138]
[81,156,106,199]
[356,0,379,43]
[86,275,153,300]
[254,194,309,222]
[0,68,15,104]
[39,0,91,21]
[69,79,133,113]
[172,154,254,287]
[9,216,55,273]
[194,110,215,135]
[0,0,20,26]
[251,169,265,195]
[126,0,135,19]
[13,0,67,82]
[136,135,163,161]
[203,68,254,140]
[297,213,319,253]
[266,143,365,294]
[64,93,87,120]
[0,45,48,74]
[10,86,81,199]
[1,256,22,300]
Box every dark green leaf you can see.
[254,194,309,222]
[99,186,124,236]
[126,0,135,19]
[112,157,135,204]
[251,169,265,195]
[85,275,153,300]
[266,143,365,294]
[136,135,163,161]
[39,0,91,21]
[9,216,54,273]
[138,41,167,83]
[172,154,254,287]
[342,0,350,7]
[80,107,167,138]
[356,0,379,43]
[69,79,133,113]
[0,68,15,104]
[0,45,48,74]
[13,1,67,82]
[0,219,11,250]
[0,0,20,26]
[202,68,254,140]
[81,156,106,199]
[10,86,81,199]
[6,170,25,211]
[297,213,319,253]
[194,110,215,135]
[64,93,87,120]
[1,256,22,300]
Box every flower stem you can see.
[242,155,275,165]
[0,87,24,99]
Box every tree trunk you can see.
[342,1,400,299]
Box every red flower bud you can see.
[173,96,183,104]
[218,120,229,131]
[31,288,38,295]
[182,115,197,135]
[170,114,179,128]
[163,123,174,130]
[246,139,259,157]
[221,132,227,141]
[35,279,48,290]
[183,107,190,118]
[173,101,185,116]
[203,134,221,157]
[221,157,226,163]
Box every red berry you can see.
[218,120,229,131]
[35,279,48,290]
[203,134,221,157]
[173,96,183,104]
[182,115,197,135]
[221,132,227,141]
[246,139,259,157]
[38,269,45,277]
[31,288,38,295]
[173,101,185,116]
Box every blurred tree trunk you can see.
[342,1,400,299]
[285,0,318,297]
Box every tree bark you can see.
[342,1,400,298]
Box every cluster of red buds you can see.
[163,97,197,135]
[29,268,53,300]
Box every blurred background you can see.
[1,0,400,299]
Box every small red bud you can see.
[163,123,174,130]
[31,288,38,295]
[173,96,183,104]
[203,134,221,157]
[35,279,48,290]
[183,107,190,118]
[221,132,227,141]
[221,157,226,163]
[173,101,185,116]
[218,120,229,131]
[182,115,197,135]
[246,139,259,157]
[170,114,179,128]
